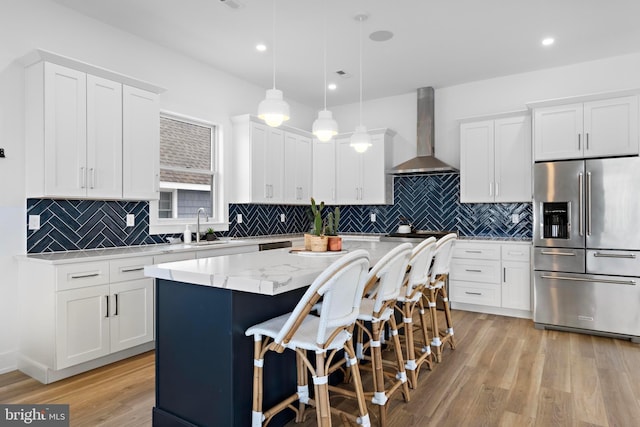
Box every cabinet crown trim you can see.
[457,109,529,124]
[21,49,165,94]
[526,89,640,109]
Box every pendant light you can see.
[350,13,372,153]
[312,0,338,142]
[258,0,290,127]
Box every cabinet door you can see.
[501,261,531,311]
[56,285,110,369]
[533,103,583,161]
[250,122,269,202]
[44,62,87,198]
[122,85,160,200]
[494,115,531,202]
[283,132,312,204]
[312,139,336,203]
[460,120,494,203]
[583,96,639,158]
[266,128,284,202]
[360,134,386,204]
[87,75,122,199]
[110,279,154,352]
[336,137,361,204]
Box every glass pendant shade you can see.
[312,110,338,142]
[350,125,372,153]
[258,88,290,127]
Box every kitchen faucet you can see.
[196,207,208,244]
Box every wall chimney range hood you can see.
[388,87,458,174]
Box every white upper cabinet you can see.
[312,138,337,204]
[460,113,531,203]
[24,50,164,200]
[122,85,160,200]
[533,95,639,161]
[335,129,394,205]
[284,131,312,204]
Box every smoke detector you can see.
[219,0,243,9]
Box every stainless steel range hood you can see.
[388,87,458,174]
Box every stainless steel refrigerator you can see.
[533,157,640,341]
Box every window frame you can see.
[149,110,228,235]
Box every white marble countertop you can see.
[17,236,303,264]
[145,240,403,296]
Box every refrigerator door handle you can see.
[593,252,637,259]
[578,172,584,236]
[587,172,592,236]
[541,274,636,286]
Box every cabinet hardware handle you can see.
[265,184,269,199]
[465,269,482,273]
[465,291,482,296]
[541,274,636,286]
[155,174,160,193]
[593,252,637,259]
[105,295,110,318]
[121,267,145,273]
[489,182,493,196]
[465,250,482,254]
[114,294,119,316]
[80,167,86,189]
[503,267,506,282]
[70,272,100,279]
[586,132,589,150]
[89,168,95,189]
[540,250,575,256]
[495,182,499,197]
[578,133,581,150]
[508,251,523,256]
[332,188,335,201]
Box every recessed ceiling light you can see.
[369,30,393,42]
[542,37,555,46]
[328,83,337,91]
[256,43,267,52]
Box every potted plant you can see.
[305,198,328,252]
[205,227,217,241]
[325,206,342,251]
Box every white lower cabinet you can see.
[450,240,531,318]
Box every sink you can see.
[192,238,245,246]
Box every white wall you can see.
[0,0,315,374]
[333,52,640,169]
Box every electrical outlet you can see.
[280,213,286,222]
[370,213,376,223]
[511,214,520,224]
[237,214,243,224]
[28,215,40,230]
[126,214,135,227]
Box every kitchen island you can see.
[144,239,401,427]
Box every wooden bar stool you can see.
[346,243,413,426]
[424,233,457,362]
[394,237,437,388]
[245,250,372,427]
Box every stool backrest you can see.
[431,233,457,278]
[275,249,370,347]
[367,243,413,313]
[406,237,437,294]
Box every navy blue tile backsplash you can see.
[27,173,532,253]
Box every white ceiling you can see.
[50,0,640,109]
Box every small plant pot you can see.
[205,233,217,241]
[304,233,313,251]
[327,236,342,251]
[309,235,328,252]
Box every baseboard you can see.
[451,302,532,319]
[0,349,17,375]
[18,341,155,384]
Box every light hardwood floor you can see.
[2,310,640,426]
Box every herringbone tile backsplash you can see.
[27,174,532,253]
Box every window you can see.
[149,112,226,234]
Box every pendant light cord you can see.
[272,0,276,89]
[322,0,327,111]
[358,14,363,127]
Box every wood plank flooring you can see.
[1,310,640,426]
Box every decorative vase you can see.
[327,236,342,251]
[309,235,328,252]
[206,233,217,241]
[304,233,313,251]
